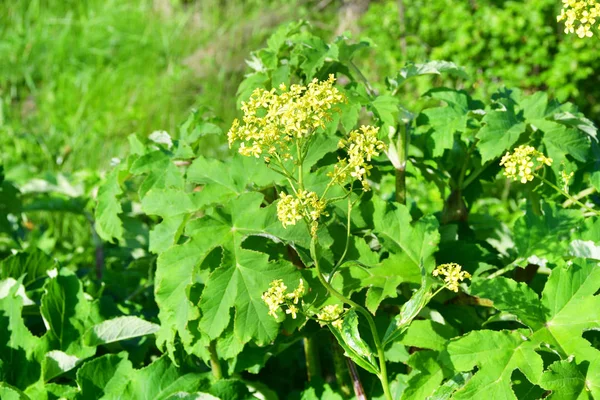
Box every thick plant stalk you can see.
[346,357,367,400]
[208,340,223,379]
[303,336,322,382]
[395,123,408,205]
[331,338,353,397]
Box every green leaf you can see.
[371,95,400,129]
[95,166,125,243]
[208,379,252,400]
[453,259,600,397]
[401,351,444,400]
[130,150,184,197]
[76,353,133,399]
[372,203,439,282]
[77,354,209,400]
[337,309,378,371]
[0,383,28,400]
[121,356,210,400]
[540,360,600,399]
[513,202,580,261]
[198,249,298,345]
[570,239,600,260]
[83,316,160,347]
[470,277,545,329]
[537,119,590,170]
[399,320,458,351]
[552,111,597,140]
[141,189,203,254]
[420,89,473,157]
[40,269,97,358]
[447,330,543,399]
[187,154,280,204]
[532,259,600,362]
[428,373,470,400]
[42,350,81,382]
[0,279,45,390]
[293,36,339,79]
[388,61,469,90]
[476,105,526,162]
[0,248,57,292]
[300,380,344,400]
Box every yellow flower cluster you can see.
[227,75,347,160]
[276,190,328,236]
[316,304,345,330]
[499,145,553,184]
[262,279,306,319]
[330,125,387,191]
[433,263,471,292]
[557,0,600,38]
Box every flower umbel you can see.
[433,263,471,292]
[557,0,600,38]
[330,125,387,191]
[276,190,328,236]
[499,145,553,184]
[227,75,346,160]
[262,279,306,319]
[316,304,345,330]
[261,279,287,318]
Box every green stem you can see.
[334,198,353,270]
[457,140,477,190]
[563,187,597,208]
[208,340,222,380]
[349,60,375,98]
[535,174,600,216]
[303,336,321,381]
[462,160,493,189]
[296,139,304,190]
[395,123,408,204]
[310,239,393,400]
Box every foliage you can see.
[358,0,600,122]
[1,8,600,400]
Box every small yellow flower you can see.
[287,279,305,304]
[433,263,471,292]
[499,145,552,184]
[330,125,387,191]
[261,279,288,318]
[316,304,345,330]
[276,190,328,236]
[557,0,600,38]
[227,75,346,161]
[277,193,303,228]
[262,279,306,320]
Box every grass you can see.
[0,0,325,176]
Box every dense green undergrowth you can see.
[2,20,600,399]
[2,3,600,400]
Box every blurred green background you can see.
[1,0,599,179]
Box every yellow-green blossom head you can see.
[433,263,471,292]
[261,279,288,318]
[329,125,387,191]
[316,304,345,330]
[227,75,346,161]
[276,190,328,236]
[499,145,553,184]
[262,279,306,319]
[557,0,600,38]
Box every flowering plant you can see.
[88,22,599,400]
